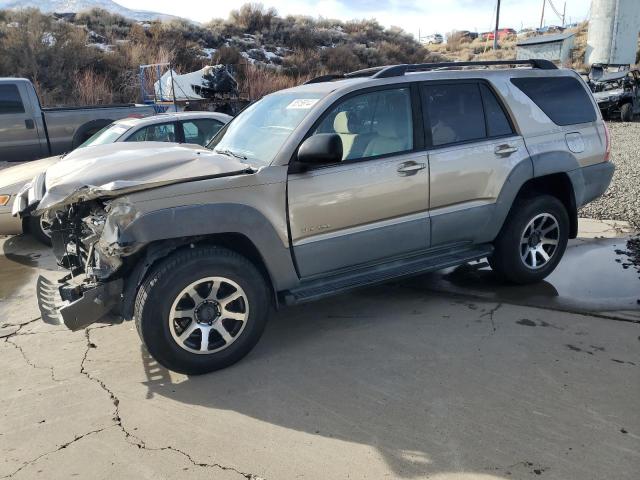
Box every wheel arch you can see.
[116,203,300,319]
[511,173,578,239]
[71,118,113,149]
[120,233,280,320]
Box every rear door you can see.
[421,80,528,247]
[288,85,430,278]
[0,83,45,161]
[179,118,225,146]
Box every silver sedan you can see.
[0,111,231,244]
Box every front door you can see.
[288,85,430,278]
[0,83,45,161]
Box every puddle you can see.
[405,237,640,321]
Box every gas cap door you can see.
[565,132,585,153]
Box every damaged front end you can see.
[36,199,140,331]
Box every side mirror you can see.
[297,134,343,165]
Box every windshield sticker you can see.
[286,99,319,109]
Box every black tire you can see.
[71,119,113,149]
[27,215,52,246]
[489,195,569,284]
[620,103,633,122]
[134,246,271,375]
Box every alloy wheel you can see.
[169,276,249,354]
[519,213,560,270]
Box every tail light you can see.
[603,123,611,162]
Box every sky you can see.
[118,0,591,38]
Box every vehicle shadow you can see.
[1,234,57,271]
[138,282,548,478]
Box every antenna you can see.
[493,0,501,50]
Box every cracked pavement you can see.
[1,223,639,480]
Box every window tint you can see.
[480,84,513,137]
[511,77,596,126]
[314,87,413,161]
[0,85,25,114]
[422,83,485,146]
[182,119,224,146]
[126,123,176,143]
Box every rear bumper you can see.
[36,275,123,331]
[569,161,615,208]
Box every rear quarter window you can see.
[511,76,597,126]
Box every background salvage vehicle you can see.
[588,67,640,122]
[0,112,231,244]
[0,77,155,162]
[27,60,613,375]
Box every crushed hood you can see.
[34,142,251,213]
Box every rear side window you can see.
[511,77,596,126]
[479,84,513,137]
[127,123,176,143]
[422,83,486,146]
[181,119,224,146]
[0,84,25,114]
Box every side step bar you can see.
[283,244,493,305]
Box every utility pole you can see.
[562,2,566,27]
[493,0,501,50]
[539,0,546,29]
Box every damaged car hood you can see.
[33,142,251,213]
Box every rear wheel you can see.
[620,103,633,122]
[135,246,271,375]
[489,195,569,284]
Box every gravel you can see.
[579,122,640,229]
[1,122,638,228]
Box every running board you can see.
[283,244,493,305]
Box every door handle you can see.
[494,144,518,156]
[397,161,426,176]
[25,119,35,130]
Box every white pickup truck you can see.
[0,77,155,162]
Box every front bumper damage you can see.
[36,275,123,331]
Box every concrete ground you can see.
[0,220,638,480]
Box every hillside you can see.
[0,0,179,22]
[0,4,443,106]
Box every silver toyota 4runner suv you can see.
[27,60,614,374]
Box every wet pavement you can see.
[407,235,640,322]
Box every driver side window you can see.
[314,87,413,161]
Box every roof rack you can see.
[304,59,557,84]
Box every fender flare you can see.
[118,203,299,292]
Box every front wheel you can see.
[135,246,271,375]
[28,215,52,246]
[620,103,633,122]
[489,195,569,284]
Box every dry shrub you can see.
[239,64,311,100]
[72,70,114,105]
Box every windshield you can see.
[209,92,324,165]
[80,124,129,148]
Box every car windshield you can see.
[208,92,325,165]
[80,124,129,148]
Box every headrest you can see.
[333,111,352,134]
